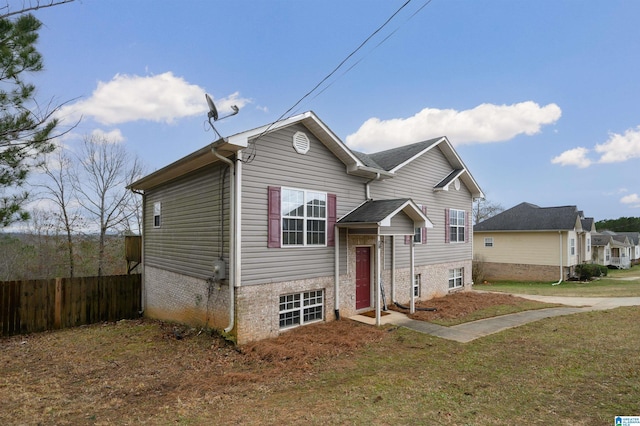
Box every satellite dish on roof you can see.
[205,93,218,121]
[205,93,240,139]
[205,93,239,122]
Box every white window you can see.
[570,238,575,255]
[282,188,326,246]
[153,202,161,228]
[414,274,421,297]
[448,268,463,289]
[587,238,591,253]
[449,209,465,243]
[413,227,421,244]
[279,289,324,329]
[484,237,493,247]
[606,248,610,262]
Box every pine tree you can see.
[0,13,58,227]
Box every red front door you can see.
[355,247,371,310]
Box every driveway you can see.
[350,294,640,343]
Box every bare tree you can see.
[71,135,143,276]
[36,148,84,277]
[1,0,74,18]
[473,198,504,225]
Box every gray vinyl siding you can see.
[241,123,368,286]
[144,164,229,280]
[380,212,414,236]
[371,146,473,269]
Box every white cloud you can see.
[552,125,640,168]
[90,128,125,143]
[595,126,640,164]
[345,101,562,152]
[56,72,250,126]
[551,147,592,168]
[620,193,640,208]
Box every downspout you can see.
[365,173,381,200]
[334,224,340,320]
[410,238,415,313]
[211,145,236,332]
[391,235,396,303]
[131,188,145,314]
[552,231,563,286]
[375,235,382,326]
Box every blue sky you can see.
[29,0,640,222]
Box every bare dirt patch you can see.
[389,291,555,323]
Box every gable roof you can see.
[474,202,583,232]
[338,199,433,229]
[352,137,483,199]
[130,111,483,198]
[616,232,640,245]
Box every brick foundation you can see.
[479,262,566,282]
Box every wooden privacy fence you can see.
[0,274,141,337]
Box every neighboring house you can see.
[473,202,594,282]
[612,232,640,264]
[129,111,483,343]
[594,231,632,269]
[591,233,613,267]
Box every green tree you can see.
[0,13,59,227]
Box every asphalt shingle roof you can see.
[474,202,581,231]
[358,138,443,171]
[339,199,412,224]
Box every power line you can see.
[244,0,433,163]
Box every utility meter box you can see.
[213,259,226,281]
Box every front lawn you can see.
[475,265,640,297]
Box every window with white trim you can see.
[449,209,465,243]
[414,274,421,297]
[281,188,326,246]
[570,238,575,255]
[484,237,493,247]
[448,268,463,289]
[153,202,161,228]
[413,227,422,243]
[587,238,591,253]
[605,247,610,262]
[279,289,324,329]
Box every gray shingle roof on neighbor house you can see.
[474,202,582,232]
[591,234,613,247]
[352,138,443,171]
[613,232,640,245]
[339,199,412,224]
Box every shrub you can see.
[575,264,607,280]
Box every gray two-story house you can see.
[130,111,483,343]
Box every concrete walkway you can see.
[349,293,640,343]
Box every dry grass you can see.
[1,292,638,425]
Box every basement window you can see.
[279,289,324,329]
[448,268,463,289]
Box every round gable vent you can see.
[293,131,310,154]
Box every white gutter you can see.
[391,235,396,303]
[365,173,381,199]
[410,239,415,313]
[211,145,237,332]
[334,224,340,319]
[552,231,563,286]
[375,235,382,326]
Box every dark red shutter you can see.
[327,193,337,247]
[267,186,281,248]
[444,208,450,243]
[421,205,427,244]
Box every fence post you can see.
[54,278,62,329]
